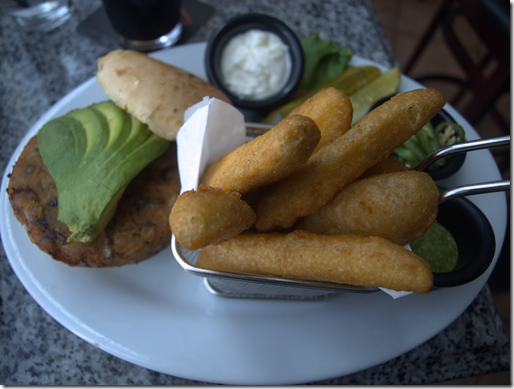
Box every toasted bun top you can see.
[96,50,232,141]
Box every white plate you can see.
[0,42,508,385]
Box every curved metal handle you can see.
[439,180,510,203]
[246,122,273,136]
[413,135,510,172]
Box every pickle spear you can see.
[262,66,381,125]
[349,66,402,126]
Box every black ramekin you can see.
[205,13,304,111]
[432,195,496,288]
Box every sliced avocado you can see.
[37,101,169,242]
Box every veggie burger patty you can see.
[6,136,180,267]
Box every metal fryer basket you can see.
[171,122,379,299]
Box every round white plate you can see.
[0,42,508,385]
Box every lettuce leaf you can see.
[300,30,352,89]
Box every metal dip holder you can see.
[171,121,509,300]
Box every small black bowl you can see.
[432,195,496,288]
[205,14,304,111]
[427,109,467,180]
[370,94,466,180]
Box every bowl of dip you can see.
[205,13,304,111]
[410,194,496,288]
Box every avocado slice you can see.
[37,101,169,242]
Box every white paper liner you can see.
[176,97,246,193]
[176,97,413,299]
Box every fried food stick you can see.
[293,171,439,246]
[252,88,446,232]
[169,185,255,250]
[200,115,320,193]
[197,230,433,294]
[286,87,353,155]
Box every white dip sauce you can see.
[220,29,292,100]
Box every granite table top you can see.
[0,0,509,385]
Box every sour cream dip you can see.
[220,29,292,100]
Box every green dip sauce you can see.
[410,223,458,273]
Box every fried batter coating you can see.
[252,88,446,232]
[169,185,256,250]
[286,87,353,155]
[200,115,320,193]
[7,136,180,267]
[197,230,433,294]
[293,171,439,246]
[357,157,408,180]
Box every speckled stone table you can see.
[0,0,509,385]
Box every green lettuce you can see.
[300,30,352,89]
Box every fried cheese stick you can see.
[286,87,353,155]
[169,185,255,250]
[293,171,439,246]
[252,88,446,232]
[197,230,433,294]
[200,115,320,193]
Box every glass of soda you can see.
[102,0,182,52]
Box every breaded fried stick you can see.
[200,115,320,193]
[294,171,439,246]
[197,230,433,294]
[169,185,255,250]
[252,88,446,232]
[286,87,353,155]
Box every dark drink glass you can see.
[102,0,182,52]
